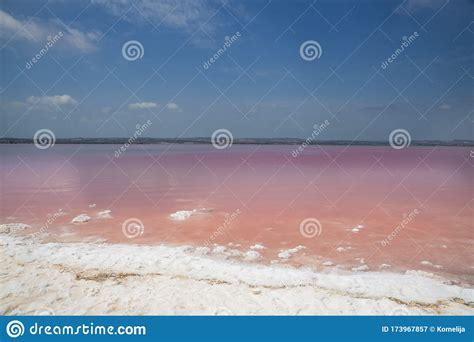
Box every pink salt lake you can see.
[1,144,472,284]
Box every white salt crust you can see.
[1,228,473,315]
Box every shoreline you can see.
[1,139,473,147]
[1,230,473,315]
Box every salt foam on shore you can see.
[97,210,112,219]
[170,210,196,220]
[1,228,473,315]
[71,214,91,223]
[169,208,214,221]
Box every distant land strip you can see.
[1,138,473,146]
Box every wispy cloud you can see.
[20,94,78,110]
[399,0,448,14]
[101,106,113,114]
[128,102,157,110]
[93,0,242,41]
[0,10,100,52]
[166,102,180,111]
[439,103,452,110]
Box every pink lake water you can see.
[1,144,473,284]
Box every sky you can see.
[0,0,473,141]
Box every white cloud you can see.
[25,94,78,109]
[92,0,242,39]
[0,10,38,41]
[0,10,100,52]
[399,0,446,13]
[166,102,180,111]
[439,103,452,110]
[128,102,157,110]
[64,27,100,52]
[101,106,113,114]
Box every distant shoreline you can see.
[0,138,473,147]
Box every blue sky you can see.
[0,0,473,140]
